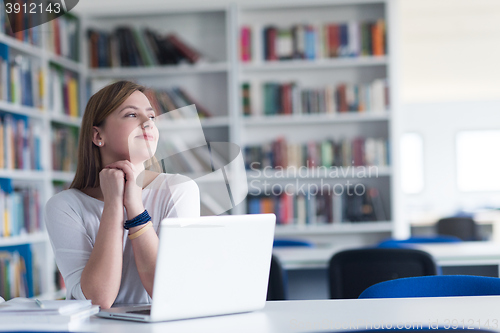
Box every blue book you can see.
[0,244,34,297]
[304,27,316,60]
[339,24,348,57]
[248,197,261,214]
[0,43,10,101]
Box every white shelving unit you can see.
[234,0,398,245]
[0,15,83,299]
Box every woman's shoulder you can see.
[45,189,84,217]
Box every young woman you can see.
[45,80,200,309]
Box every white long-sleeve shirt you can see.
[44,173,200,305]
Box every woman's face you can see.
[98,90,159,165]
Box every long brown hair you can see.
[70,80,159,190]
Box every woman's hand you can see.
[99,167,125,207]
[104,160,145,218]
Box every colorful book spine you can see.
[49,65,80,118]
[244,136,389,170]
[87,27,203,68]
[51,125,78,172]
[0,45,43,109]
[0,179,41,238]
[0,114,42,171]
[242,79,389,116]
[240,26,252,62]
[1,0,42,48]
[0,244,38,299]
[253,19,386,61]
[247,184,386,225]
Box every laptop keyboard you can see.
[127,309,151,315]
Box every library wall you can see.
[399,0,500,103]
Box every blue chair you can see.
[359,275,500,299]
[377,236,461,248]
[273,239,314,247]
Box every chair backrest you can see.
[267,254,287,300]
[328,248,437,299]
[436,217,479,241]
[273,239,314,247]
[359,275,500,299]
[377,235,461,248]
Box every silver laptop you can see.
[97,213,276,322]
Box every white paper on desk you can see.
[0,305,99,324]
[0,298,92,315]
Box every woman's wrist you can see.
[125,203,145,220]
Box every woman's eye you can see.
[126,113,136,117]
[149,115,156,121]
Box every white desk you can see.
[75,297,500,333]
[273,241,500,271]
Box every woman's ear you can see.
[92,126,104,147]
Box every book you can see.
[248,79,389,116]
[253,19,386,62]
[244,137,389,169]
[165,34,201,64]
[0,298,92,315]
[0,304,99,325]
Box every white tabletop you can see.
[75,296,500,333]
[273,241,500,270]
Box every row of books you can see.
[52,125,78,172]
[49,65,80,118]
[0,244,38,299]
[148,87,212,119]
[0,114,42,171]
[0,1,42,48]
[87,27,202,68]
[46,12,80,62]
[244,137,389,170]
[241,20,386,62]
[0,180,42,238]
[0,1,79,61]
[0,44,43,108]
[247,185,387,224]
[242,79,389,116]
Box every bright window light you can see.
[400,133,424,194]
[457,130,500,192]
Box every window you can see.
[400,133,424,194]
[456,130,500,192]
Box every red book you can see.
[327,24,339,57]
[352,137,366,166]
[54,18,61,55]
[165,34,201,63]
[267,27,278,61]
[282,84,293,115]
[240,26,251,62]
[337,84,348,112]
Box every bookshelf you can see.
[0,2,83,300]
[0,0,400,299]
[234,0,398,246]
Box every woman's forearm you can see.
[81,200,124,309]
[129,225,159,297]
